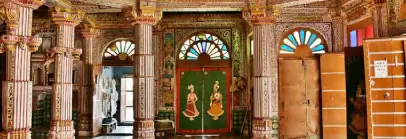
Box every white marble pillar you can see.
[77,28,98,136]
[0,1,43,139]
[251,23,278,139]
[133,23,155,139]
[48,8,83,139]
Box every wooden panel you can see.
[321,92,346,108]
[279,59,307,139]
[322,127,347,139]
[303,59,321,138]
[364,39,406,139]
[320,53,346,139]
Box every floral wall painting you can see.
[208,81,224,120]
[162,32,175,107]
[164,33,175,78]
[183,84,200,120]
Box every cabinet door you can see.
[391,40,406,136]
[320,53,347,139]
[364,40,395,138]
[279,59,307,138]
[303,59,321,138]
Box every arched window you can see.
[178,33,229,60]
[104,40,135,60]
[280,29,326,54]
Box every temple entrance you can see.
[92,39,136,136]
[176,33,232,134]
[278,58,321,139]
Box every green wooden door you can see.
[177,69,230,134]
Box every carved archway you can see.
[279,27,327,57]
[175,32,232,134]
[102,39,135,66]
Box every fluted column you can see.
[251,23,278,139]
[243,5,279,139]
[48,7,84,139]
[124,6,162,139]
[0,1,44,139]
[77,27,98,136]
[367,1,388,37]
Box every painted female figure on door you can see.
[183,84,200,120]
[349,83,366,139]
[207,81,224,120]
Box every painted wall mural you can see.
[163,31,175,108]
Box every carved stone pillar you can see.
[124,6,162,139]
[0,1,43,139]
[49,7,84,139]
[332,15,345,52]
[243,5,279,139]
[367,2,388,37]
[77,26,98,136]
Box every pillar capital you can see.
[243,5,280,25]
[51,7,85,26]
[0,35,42,53]
[123,6,162,25]
[1,0,45,9]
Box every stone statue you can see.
[110,79,119,117]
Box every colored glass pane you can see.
[350,30,357,47]
[366,24,374,38]
[280,29,325,54]
[104,40,136,58]
[179,33,229,60]
[357,28,365,46]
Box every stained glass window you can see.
[280,29,326,54]
[178,33,229,60]
[104,40,135,60]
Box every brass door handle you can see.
[384,92,390,99]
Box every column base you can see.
[133,120,154,139]
[48,120,75,139]
[77,114,92,136]
[251,118,273,139]
[0,129,31,139]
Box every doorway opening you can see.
[92,39,136,136]
[176,32,232,134]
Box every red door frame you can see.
[176,67,232,134]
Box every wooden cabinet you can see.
[279,58,321,139]
[364,38,406,138]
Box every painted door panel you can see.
[202,70,227,131]
[179,71,203,131]
[176,68,231,134]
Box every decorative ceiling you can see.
[64,0,336,13]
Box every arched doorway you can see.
[92,39,135,136]
[176,32,232,134]
[278,28,326,139]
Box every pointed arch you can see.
[279,28,327,55]
[178,32,230,60]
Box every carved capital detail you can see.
[51,7,85,26]
[123,6,162,25]
[0,35,42,53]
[243,5,280,25]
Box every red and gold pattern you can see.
[252,118,273,138]
[133,120,155,139]
[0,35,18,52]
[123,6,162,25]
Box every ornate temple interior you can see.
[1,0,406,139]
